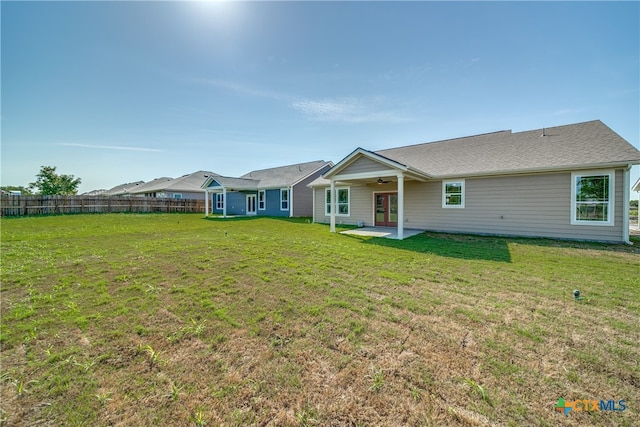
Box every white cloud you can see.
[291,97,410,124]
[60,143,165,152]
[197,77,411,124]
[196,78,293,102]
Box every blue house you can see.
[202,161,332,217]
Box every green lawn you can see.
[1,214,638,426]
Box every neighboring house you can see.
[102,181,145,196]
[202,161,333,217]
[310,120,640,243]
[81,189,107,196]
[129,171,217,199]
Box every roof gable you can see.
[324,148,409,179]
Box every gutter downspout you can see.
[623,166,631,245]
[312,188,316,223]
[223,188,227,218]
[289,186,294,218]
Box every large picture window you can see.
[571,171,614,225]
[325,187,350,216]
[442,180,465,208]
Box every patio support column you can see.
[330,179,336,233]
[205,189,209,217]
[397,173,404,240]
[623,166,630,243]
[223,188,227,218]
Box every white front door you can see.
[246,194,257,215]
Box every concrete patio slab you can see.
[339,227,424,240]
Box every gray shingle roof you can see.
[103,181,146,195]
[375,120,640,178]
[209,177,260,191]
[240,160,331,188]
[131,171,217,194]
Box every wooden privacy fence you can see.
[0,195,205,217]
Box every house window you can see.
[443,180,465,208]
[280,189,289,211]
[258,190,266,210]
[571,171,614,225]
[325,187,350,216]
[173,193,182,199]
[216,193,224,210]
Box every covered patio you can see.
[324,148,431,240]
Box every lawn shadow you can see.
[358,231,640,262]
[356,232,513,263]
[203,215,315,224]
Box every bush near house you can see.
[1,214,638,426]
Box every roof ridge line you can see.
[377,129,512,152]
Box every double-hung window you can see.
[280,189,289,211]
[215,193,224,210]
[325,187,350,216]
[571,171,614,225]
[442,180,465,208]
[258,190,266,210]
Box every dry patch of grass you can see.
[1,214,638,426]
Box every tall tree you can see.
[29,166,81,195]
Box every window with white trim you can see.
[571,171,614,225]
[173,193,182,199]
[258,190,266,210]
[280,189,289,211]
[442,180,465,208]
[325,187,350,216]
[215,193,224,210]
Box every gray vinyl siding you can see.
[292,164,332,217]
[411,170,625,242]
[313,184,372,226]
[314,170,627,242]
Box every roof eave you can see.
[433,160,640,180]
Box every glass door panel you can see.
[375,194,386,224]
[389,194,398,224]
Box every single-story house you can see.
[202,160,333,217]
[310,120,640,243]
[128,171,217,200]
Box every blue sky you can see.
[2,1,639,195]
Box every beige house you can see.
[310,120,640,243]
